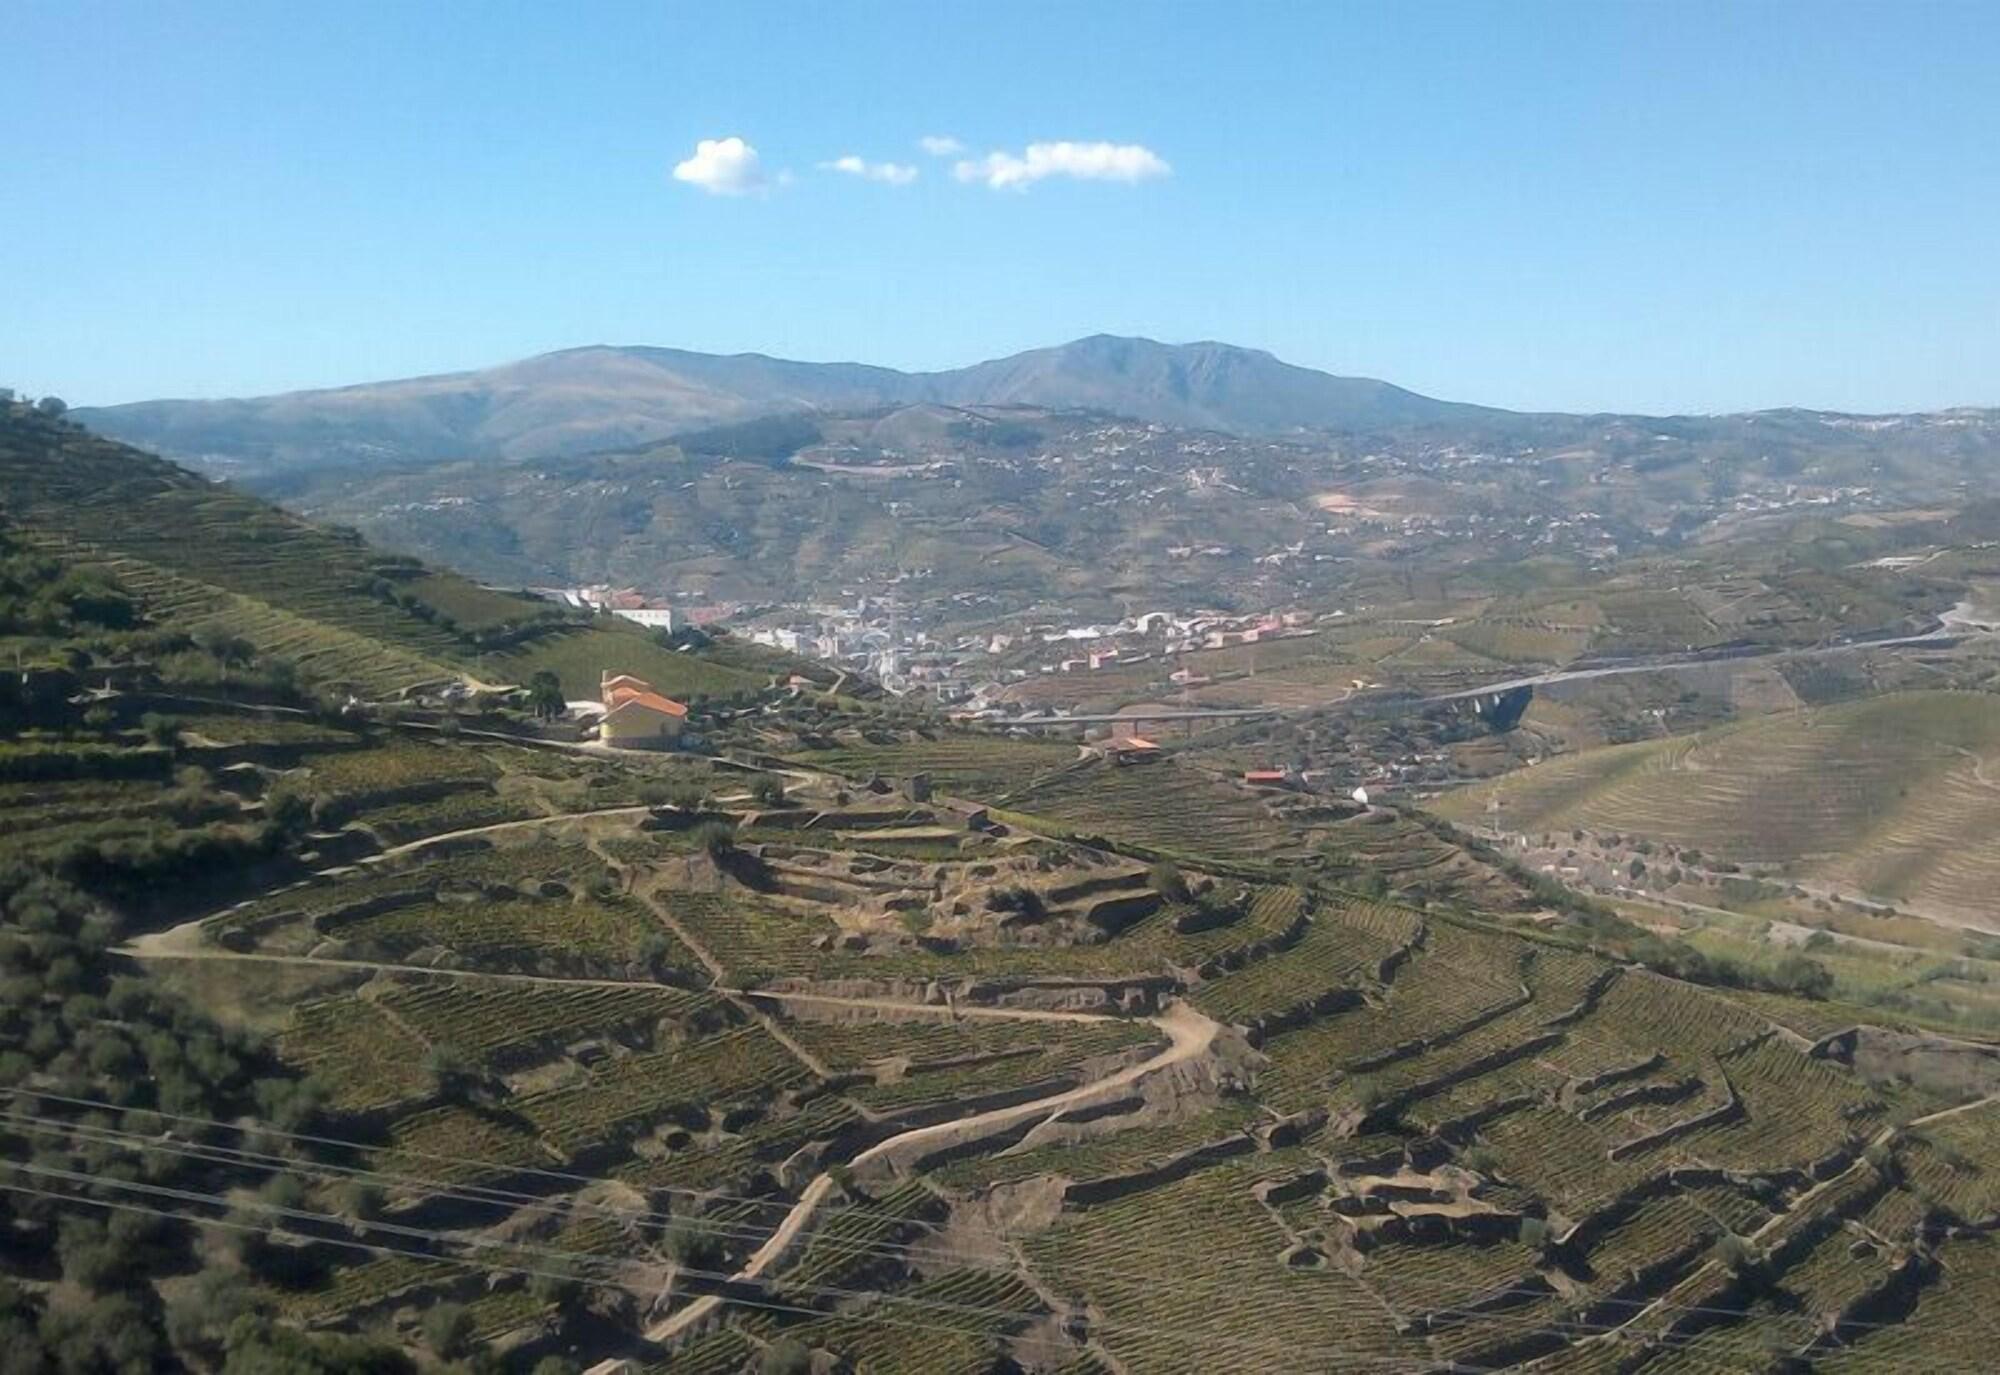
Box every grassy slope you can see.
[1435,690,2000,915]
[479,623,767,700]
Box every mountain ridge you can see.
[71,334,1505,470]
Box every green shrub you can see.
[664,1218,722,1269]
[761,1340,813,1375]
[694,820,737,860]
[420,1302,472,1359]
[985,884,1046,921]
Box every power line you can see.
[15,1003,1944,1367]
[0,1163,1552,1374]
[0,1095,1943,1348]
[0,1168,1923,1375]
[80,873,1977,1352]
[0,1083,1758,1314]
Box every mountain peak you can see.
[73,336,1495,468]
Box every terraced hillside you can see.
[80,721,1991,1375]
[1435,690,2000,921]
[0,405,773,700]
[9,397,2000,1373]
[991,539,1955,717]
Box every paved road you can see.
[1425,599,1998,710]
[985,706,1280,728]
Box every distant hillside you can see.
[0,403,781,700]
[1434,691,2000,922]
[931,335,1495,433]
[220,393,2000,642]
[73,335,1496,470]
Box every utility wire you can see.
[0,1096,1938,1346]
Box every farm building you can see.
[598,671,688,748]
[1105,737,1163,766]
[1243,768,1293,789]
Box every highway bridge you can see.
[969,706,1280,732]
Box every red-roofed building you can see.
[1242,769,1291,788]
[1106,737,1162,766]
[600,671,688,748]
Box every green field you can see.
[478,621,772,699]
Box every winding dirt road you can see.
[642,1000,1222,1345]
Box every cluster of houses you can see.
[534,584,680,631]
[530,584,747,634]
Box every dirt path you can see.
[1945,744,2000,793]
[642,1000,1222,1346]
[728,986,1120,1025]
[117,945,1145,1042]
[116,945,690,989]
[365,803,654,862]
[644,1173,837,1342]
[126,801,665,957]
[1907,1092,1998,1127]
[849,1000,1216,1175]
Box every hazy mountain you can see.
[73,335,1496,471]
[934,335,1495,432]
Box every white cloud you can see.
[821,154,919,186]
[953,140,1171,191]
[918,135,965,157]
[672,136,765,196]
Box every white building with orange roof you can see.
[599,671,688,748]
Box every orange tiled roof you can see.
[607,686,688,718]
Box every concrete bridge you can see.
[978,706,1279,735]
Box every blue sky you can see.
[4,0,1996,413]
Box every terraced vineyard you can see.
[787,735,1081,800]
[1003,756,1303,860]
[515,1025,812,1154]
[1193,897,1420,1025]
[0,412,786,699]
[370,980,719,1066]
[329,889,667,970]
[276,994,433,1112]
[1438,690,2000,919]
[17,403,2000,1375]
[81,549,463,698]
[36,680,1997,1375]
[50,725,2000,1375]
